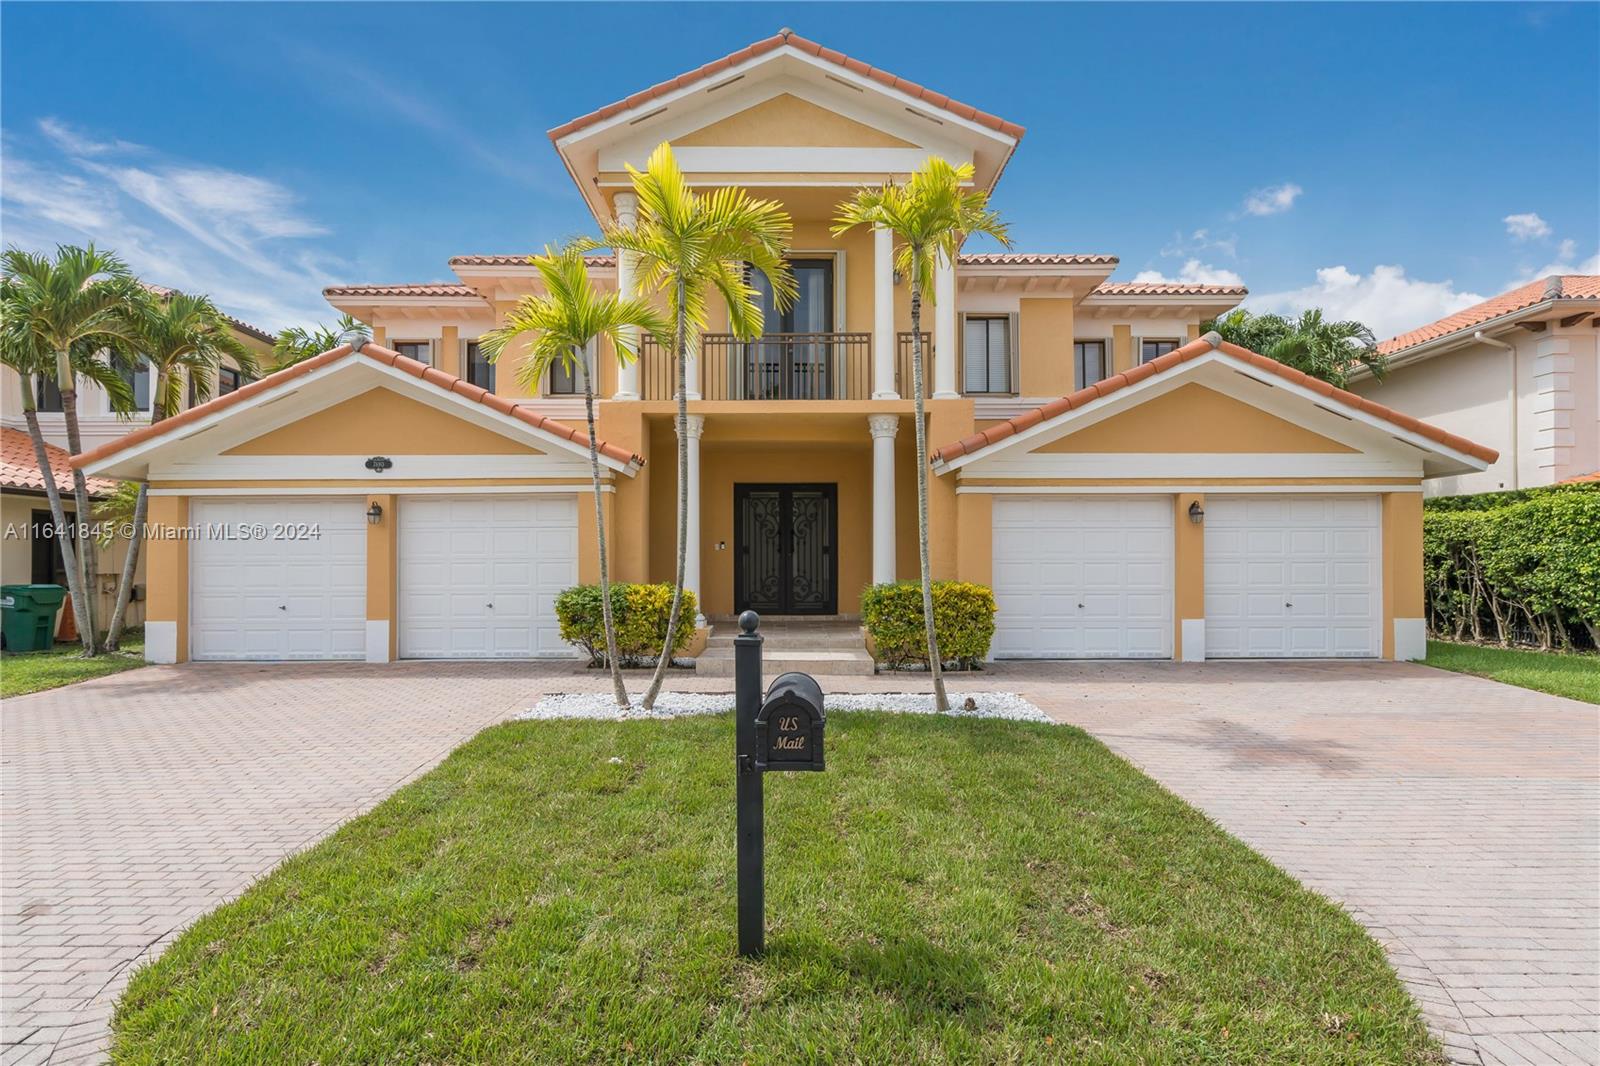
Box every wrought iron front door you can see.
[734,483,837,615]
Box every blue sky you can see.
[2,2,1596,338]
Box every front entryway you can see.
[398,494,577,658]
[733,483,837,615]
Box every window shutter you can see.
[1007,312,1020,395]
[1132,335,1143,367]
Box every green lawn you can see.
[1,630,145,698]
[1424,640,1600,704]
[114,713,1436,1064]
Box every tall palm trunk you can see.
[642,279,690,710]
[18,385,92,653]
[578,351,630,708]
[909,248,949,711]
[105,369,167,651]
[54,350,98,654]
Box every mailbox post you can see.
[734,610,827,957]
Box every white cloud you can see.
[1,121,343,332]
[1242,183,1303,217]
[1161,228,1238,260]
[1506,243,1600,289]
[1248,265,1485,340]
[1133,259,1246,287]
[1502,212,1552,241]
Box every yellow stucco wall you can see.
[145,494,189,662]
[1382,491,1424,658]
[1112,324,1134,375]
[1031,383,1359,454]
[675,93,917,149]
[1018,298,1075,397]
[366,493,397,660]
[1173,492,1205,658]
[225,388,543,456]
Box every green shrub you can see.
[861,581,997,670]
[555,584,699,666]
[1423,486,1600,650]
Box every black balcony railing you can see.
[638,332,873,400]
[895,332,934,399]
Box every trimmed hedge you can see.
[554,584,699,666]
[1424,480,1598,513]
[861,581,997,670]
[1423,487,1600,651]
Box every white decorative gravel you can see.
[520,690,1051,723]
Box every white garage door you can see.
[189,497,367,661]
[1204,494,1381,658]
[398,494,577,658]
[992,495,1173,658]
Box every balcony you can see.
[640,333,869,401]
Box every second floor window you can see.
[548,340,594,395]
[33,374,63,412]
[1075,340,1108,389]
[466,341,494,392]
[394,341,432,366]
[1141,339,1180,364]
[218,366,245,396]
[115,354,151,413]
[962,315,1013,395]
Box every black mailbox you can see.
[754,672,826,772]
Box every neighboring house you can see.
[73,30,1493,666]
[0,301,275,633]
[1350,275,1600,496]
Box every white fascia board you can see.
[148,453,597,482]
[960,452,1422,480]
[934,348,1488,475]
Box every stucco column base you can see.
[869,414,899,584]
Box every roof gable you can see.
[223,387,546,457]
[1029,383,1358,455]
[674,92,917,149]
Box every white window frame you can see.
[1074,338,1110,390]
[960,313,1018,396]
[1139,338,1181,365]
[391,340,435,367]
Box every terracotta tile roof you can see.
[932,332,1498,466]
[450,254,617,268]
[71,343,644,472]
[548,29,1024,143]
[1379,275,1600,356]
[959,253,1117,266]
[1088,281,1249,297]
[1557,470,1600,485]
[140,282,275,344]
[322,283,482,298]
[2,427,119,497]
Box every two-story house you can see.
[74,30,1495,666]
[1350,275,1600,496]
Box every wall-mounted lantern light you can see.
[366,502,384,525]
[1188,500,1205,525]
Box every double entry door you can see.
[734,484,837,615]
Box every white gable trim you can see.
[81,352,638,480]
[934,347,1490,477]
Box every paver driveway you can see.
[2,658,1595,1065]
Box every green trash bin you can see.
[1,584,68,652]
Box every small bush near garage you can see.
[555,584,699,666]
[1423,484,1600,651]
[862,581,997,669]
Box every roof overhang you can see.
[957,260,1117,297]
[1079,290,1248,320]
[933,338,1496,480]
[1360,296,1600,378]
[75,345,642,481]
[550,35,1021,222]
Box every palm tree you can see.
[834,158,1009,712]
[602,143,796,710]
[273,314,370,368]
[1,245,146,654]
[479,243,669,709]
[1206,307,1384,387]
[101,291,259,650]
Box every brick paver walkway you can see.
[2,658,1594,1064]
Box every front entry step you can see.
[695,619,875,677]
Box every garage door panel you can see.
[992,495,1173,659]
[1205,494,1380,659]
[399,494,577,659]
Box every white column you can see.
[613,192,640,400]
[869,414,899,585]
[680,414,706,624]
[932,255,959,398]
[873,226,898,399]
[682,333,701,401]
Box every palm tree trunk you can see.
[105,369,167,651]
[578,352,630,709]
[642,279,690,710]
[909,249,949,712]
[18,387,92,654]
[54,351,98,655]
